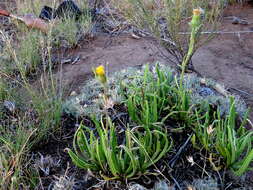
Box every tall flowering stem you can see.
[94,65,110,127]
[180,8,203,88]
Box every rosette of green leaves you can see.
[215,97,253,176]
[192,96,253,176]
[66,118,172,180]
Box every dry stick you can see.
[169,174,182,190]
[0,9,49,33]
[200,78,228,97]
[247,119,253,128]
[168,134,192,168]
[229,87,253,97]
[1,12,25,23]
[0,9,25,22]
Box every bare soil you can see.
[54,35,169,95]
[193,3,253,120]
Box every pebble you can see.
[3,100,16,113]
[198,87,215,96]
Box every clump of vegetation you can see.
[66,63,251,183]
[16,31,42,75]
[193,97,253,176]
[0,0,91,189]
[51,14,91,48]
[67,64,171,180]
[67,117,171,180]
[66,8,252,184]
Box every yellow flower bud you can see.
[94,65,107,84]
[190,8,202,29]
[193,8,201,16]
[95,65,105,76]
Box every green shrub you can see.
[66,117,171,180]
[17,31,42,76]
[51,14,91,48]
[111,0,222,65]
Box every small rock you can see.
[3,100,16,113]
[232,17,248,25]
[198,87,215,96]
[128,184,147,190]
[154,181,170,190]
[70,91,77,96]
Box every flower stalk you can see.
[180,8,203,88]
[94,65,113,129]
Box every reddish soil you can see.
[193,3,253,120]
[54,35,169,94]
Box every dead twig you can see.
[179,30,253,35]
[228,87,253,97]
[200,78,228,97]
[168,134,192,168]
